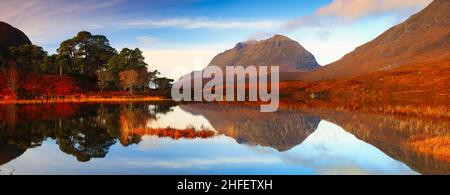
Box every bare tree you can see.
[119,69,139,93]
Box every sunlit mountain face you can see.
[1,102,448,175]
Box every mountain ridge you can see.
[208,34,320,72]
[300,0,449,81]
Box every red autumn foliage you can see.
[1,71,87,99]
[0,104,82,126]
[1,70,159,101]
[125,127,216,140]
[19,104,80,121]
[0,73,15,99]
[20,72,81,98]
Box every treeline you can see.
[2,31,173,94]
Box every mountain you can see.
[174,34,319,87]
[209,35,320,72]
[301,0,449,81]
[0,21,31,56]
[180,103,321,151]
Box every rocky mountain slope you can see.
[302,0,449,81]
[209,35,320,72]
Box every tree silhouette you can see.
[55,115,116,162]
[57,31,116,77]
[9,44,47,72]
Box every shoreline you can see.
[0,96,170,104]
[2,96,449,119]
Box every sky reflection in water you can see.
[0,103,423,175]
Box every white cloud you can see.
[276,0,433,66]
[0,0,124,48]
[143,43,231,80]
[0,0,282,53]
[136,36,160,46]
[317,0,432,18]
[121,18,282,30]
[300,39,361,65]
[281,0,432,31]
[123,156,279,169]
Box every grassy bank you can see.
[0,95,168,104]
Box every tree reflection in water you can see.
[0,102,201,163]
[1,102,450,174]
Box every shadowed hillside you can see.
[0,21,31,58]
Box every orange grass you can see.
[410,136,450,162]
[0,96,167,104]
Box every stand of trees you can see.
[1,31,173,96]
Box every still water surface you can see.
[0,103,449,175]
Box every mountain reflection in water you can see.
[0,103,448,174]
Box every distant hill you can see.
[209,35,320,72]
[0,21,31,56]
[301,0,449,81]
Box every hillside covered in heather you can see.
[279,0,450,104]
[299,0,449,81]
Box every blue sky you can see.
[0,0,432,79]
